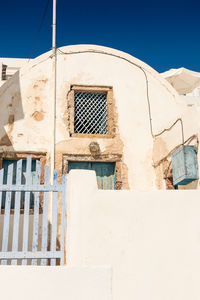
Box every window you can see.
[74,91,107,134]
[1,64,7,81]
[68,85,114,137]
[1,64,17,81]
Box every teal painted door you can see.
[68,161,115,190]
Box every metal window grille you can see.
[74,91,107,134]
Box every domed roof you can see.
[23,44,179,98]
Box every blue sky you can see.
[0,0,200,72]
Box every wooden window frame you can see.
[68,85,115,138]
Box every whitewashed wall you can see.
[66,170,200,300]
[0,266,112,300]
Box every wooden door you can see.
[68,161,115,190]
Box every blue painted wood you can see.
[0,184,63,191]
[41,165,49,266]
[60,175,66,265]
[32,160,41,265]
[172,145,198,185]
[68,161,90,172]
[0,251,62,259]
[68,161,115,189]
[1,164,13,265]
[51,170,58,266]
[22,156,32,265]
[93,162,115,190]
[11,160,23,265]
[0,169,4,214]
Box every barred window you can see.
[74,91,107,135]
[68,86,114,137]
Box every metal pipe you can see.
[52,0,56,55]
[49,0,57,225]
[51,0,57,183]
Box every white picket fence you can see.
[0,156,66,265]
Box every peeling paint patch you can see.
[33,79,48,90]
[32,111,44,121]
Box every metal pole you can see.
[49,0,57,225]
[52,0,56,56]
[51,0,57,183]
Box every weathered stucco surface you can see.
[67,170,200,300]
[0,44,199,190]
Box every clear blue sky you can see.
[0,0,199,72]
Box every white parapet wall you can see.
[66,169,200,300]
[0,266,112,300]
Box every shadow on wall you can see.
[0,70,24,152]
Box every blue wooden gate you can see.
[0,156,66,265]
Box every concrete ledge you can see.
[0,266,112,300]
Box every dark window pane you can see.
[74,92,107,134]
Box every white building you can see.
[0,46,200,300]
[1,45,198,190]
[162,67,200,105]
[0,57,30,87]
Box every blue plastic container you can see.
[171,145,198,186]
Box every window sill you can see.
[70,133,115,138]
